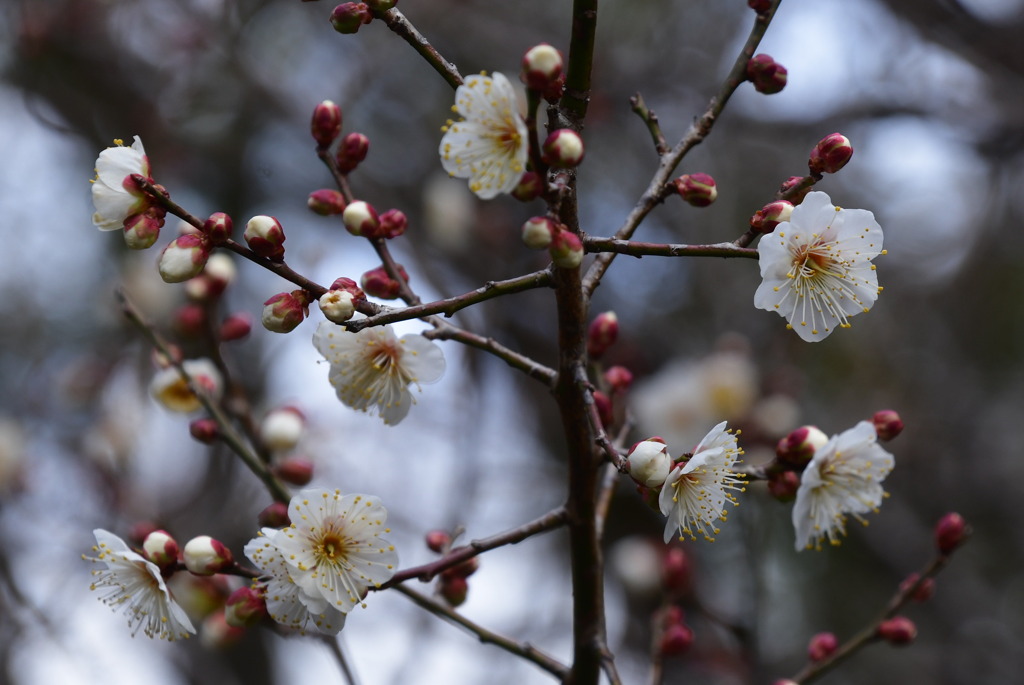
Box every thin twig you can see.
[344,268,555,332]
[582,1,780,297]
[322,635,361,685]
[584,237,758,260]
[425,325,558,387]
[630,93,669,155]
[393,585,569,679]
[374,8,463,90]
[117,290,292,503]
[382,507,569,588]
[789,541,969,684]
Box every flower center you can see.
[316,531,349,565]
[791,241,835,278]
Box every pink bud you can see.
[899,573,936,603]
[330,277,367,303]
[342,200,382,238]
[935,512,968,555]
[244,215,286,260]
[521,43,564,91]
[311,100,343,147]
[174,303,206,338]
[659,622,694,656]
[158,234,210,283]
[123,213,162,250]
[808,632,838,662]
[189,418,220,444]
[361,264,407,299]
[511,171,544,202]
[767,470,801,502]
[746,54,788,94]
[440,575,468,607]
[750,200,794,234]
[183,535,234,575]
[604,365,634,392]
[748,0,772,12]
[258,501,290,528]
[673,173,718,207]
[662,547,692,594]
[779,176,812,204]
[336,132,370,173]
[380,209,408,239]
[872,409,904,441]
[261,290,311,334]
[219,312,252,341]
[809,133,853,174]
[225,586,267,628]
[330,3,373,33]
[202,212,233,244]
[542,129,585,168]
[587,311,619,358]
[142,530,180,570]
[549,230,583,269]
[776,425,828,467]
[425,530,452,553]
[307,189,347,216]
[877,616,917,645]
[273,456,315,486]
[521,216,558,249]
[593,390,613,428]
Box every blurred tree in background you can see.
[1,0,1022,683]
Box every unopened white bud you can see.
[318,290,356,324]
[259,407,305,452]
[626,439,672,487]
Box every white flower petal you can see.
[755,191,884,342]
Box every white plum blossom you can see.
[659,422,746,543]
[270,488,398,614]
[439,72,529,199]
[792,420,895,551]
[149,358,224,413]
[313,321,445,425]
[244,531,347,635]
[91,136,151,230]
[83,529,195,640]
[754,191,884,342]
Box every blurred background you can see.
[1,0,1023,683]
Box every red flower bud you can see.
[330,277,367,303]
[767,470,801,502]
[935,512,968,555]
[549,230,583,269]
[244,215,286,260]
[746,54,788,94]
[219,312,252,342]
[308,189,347,216]
[807,632,838,662]
[330,3,373,33]
[342,200,382,238]
[425,530,452,554]
[336,132,370,173]
[872,409,904,441]
[273,456,315,486]
[225,586,267,628]
[604,365,634,392]
[380,209,408,239]
[262,290,311,333]
[808,133,853,174]
[202,212,233,244]
[521,44,564,92]
[750,200,794,234]
[189,418,220,444]
[258,501,290,528]
[311,100,343,147]
[659,622,694,657]
[587,311,619,359]
[776,425,828,467]
[898,573,936,603]
[361,264,407,300]
[542,129,585,168]
[673,173,718,207]
[511,171,544,202]
[779,176,812,204]
[877,616,917,645]
[593,390,613,428]
[661,547,692,594]
[440,575,468,607]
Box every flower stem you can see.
[374,8,463,89]
[584,237,759,260]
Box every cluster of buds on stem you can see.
[658,606,694,657]
[361,264,409,299]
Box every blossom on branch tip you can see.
[792,421,895,551]
[313,321,445,425]
[91,136,153,231]
[439,72,529,199]
[83,529,195,640]
[249,488,398,619]
[659,422,746,543]
[753,191,884,342]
